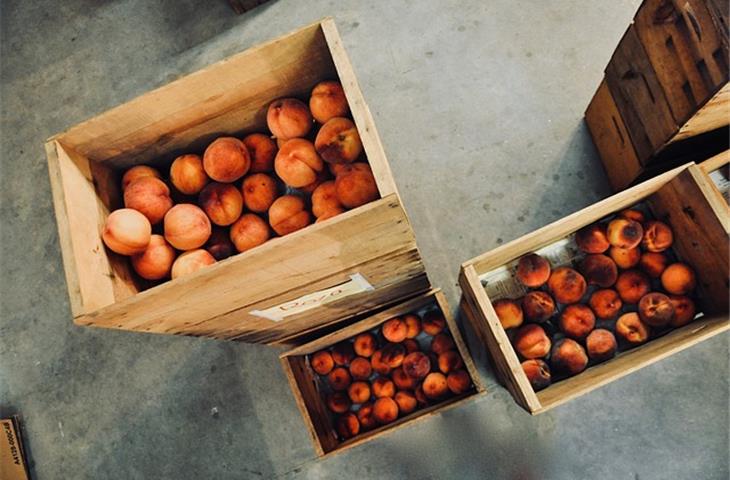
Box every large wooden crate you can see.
[459,163,729,414]
[699,149,730,207]
[45,19,429,345]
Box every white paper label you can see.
[249,273,375,322]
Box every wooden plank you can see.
[699,149,730,174]
[672,83,730,143]
[695,153,730,233]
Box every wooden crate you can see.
[280,289,486,457]
[699,149,730,209]
[459,163,729,414]
[44,19,429,345]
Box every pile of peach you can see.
[100,80,379,282]
[493,208,698,391]
[308,309,473,441]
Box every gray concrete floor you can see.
[1,0,728,478]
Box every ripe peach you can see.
[205,227,236,260]
[373,397,399,424]
[353,333,376,358]
[274,138,324,188]
[336,412,360,439]
[370,350,391,376]
[559,304,596,340]
[310,81,349,124]
[493,299,524,329]
[372,377,395,398]
[314,208,344,223]
[580,254,618,288]
[641,220,673,252]
[447,369,471,395]
[229,213,270,253]
[423,372,449,399]
[392,367,417,390]
[349,357,373,380]
[516,253,551,287]
[522,291,556,323]
[267,98,312,140]
[328,162,351,177]
[661,263,696,295]
[638,292,675,327]
[403,314,421,338]
[199,182,243,226]
[169,154,208,195]
[513,324,551,359]
[586,329,617,362]
[551,338,588,376]
[171,249,215,279]
[102,208,151,255]
[414,386,429,406]
[203,137,250,182]
[616,312,650,344]
[403,338,420,353]
[242,173,279,213]
[422,310,446,335]
[327,367,352,391]
[121,165,161,190]
[615,269,651,304]
[348,381,371,404]
[639,252,668,278]
[609,246,641,269]
[243,133,277,173]
[669,295,696,328]
[311,181,344,218]
[431,333,455,355]
[619,209,645,223]
[575,223,610,254]
[268,195,311,236]
[548,267,587,304]
[334,162,378,208]
[315,117,362,164]
[326,392,351,414]
[438,350,464,374]
[123,177,173,224]
[521,359,551,391]
[607,218,643,249]
[394,390,417,414]
[164,204,212,250]
[299,169,331,195]
[588,289,622,319]
[332,342,355,366]
[131,234,175,280]
[357,402,377,430]
[311,350,335,375]
[403,352,431,379]
[382,317,408,343]
[381,343,406,368]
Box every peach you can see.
[641,220,673,252]
[229,213,270,253]
[382,317,408,343]
[370,350,391,376]
[332,342,355,366]
[638,292,675,327]
[268,195,311,236]
[274,139,324,188]
[348,381,371,404]
[203,137,250,183]
[353,333,376,358]
[311,181,344,218]
[394,390,418,414]
[547,267,587,304]
[580,254,618,288]
[336,412,360,439]
[516,253,551,287]
[422,372,449,399]
[266,98,312,140]
[616,312,650,344]
[403,314,421,338]
[559,304,596,340]
[124,177,173,224]
[298,169,331,195]
[422,310,446,335]
[131,234,175,280]
[311,350,335,375]
[414,386,429,406]
[609,246,641,269]
[403,339,420,353]
[438,351,464,374]
[551,338,588,376]
[521,359,551,391]
[392,367,417,390]
[493,299,524,329]
[639,252,668,278]
[403,352,431,379]
[607,218,643,249]
[586,329,617,362]
[661,263,696,295]
[102,208,151,255]
[334,163,378,208]
[314,208,344,223]
[171,249,215,279]
[430,333,455,355]
[243,133,277,173]
[326,392,351,414]
[373,397,399,424]
[381,343,406,368]
[522,291,555,323]
[669,295,696,328]
[372,377,396,398]
[513,324,551,359]
[446,369,471,395]
[169,154,208,195]
[315,117,362,164]
[164,204,212,250]
[121,165,161,190]
[310,81,349,124]
[329,162,351,177]
[199,182,243,226]
[619,209,645,223]
[588,289,623,319]
[615,269,651,304]
[205,227,235,260]
[327,367,352,391]
[349,357,372,380]
[242,173,279,213]
[575,223,610,254]
[357,402,377,430]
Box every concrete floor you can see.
[1,0,728,478]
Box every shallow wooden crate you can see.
[280,289,486,457]
[459,163,729,414]
[699,150,730,210]
[44,18,428,345]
